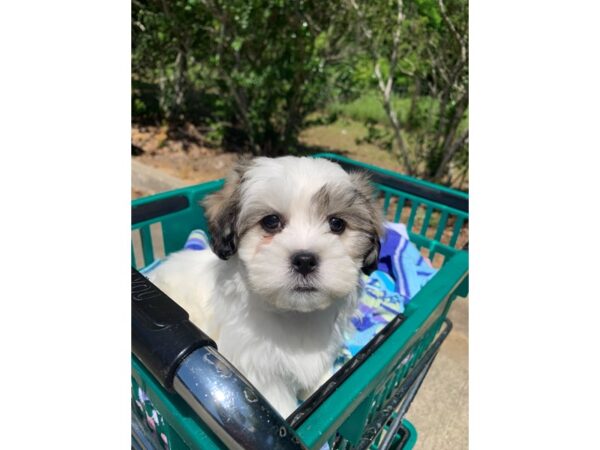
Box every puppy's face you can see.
[203,156,382,312]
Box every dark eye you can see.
[261,214,282,232]
[329,217,346,234]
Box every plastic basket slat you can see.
[131,243,137,269]
[393,195,406,223]
[449,215,465,248]
[433,211,448,242]
[406,201,420,231]
[382,191,392,217]
[140,225,155,266]
[419,205,433,236]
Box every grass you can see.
[299,118,405,172]
[300,113,468,191]
[326,93,439,126]
[319,91,468,190]
[326,92,467,138]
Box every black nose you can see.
[291,252,318,276]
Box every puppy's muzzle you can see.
[291,251,318,276]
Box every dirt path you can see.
[132,124,238,198]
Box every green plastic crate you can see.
[131,153,468,449]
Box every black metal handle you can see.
[131,267,216,391]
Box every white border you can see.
[471,0,600,448]
[1,1,130,447]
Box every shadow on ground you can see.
[407,297,468,450]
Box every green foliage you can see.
[413,0,443,27]
[132,0,356,155]
[327,93,439,127]
[335,0,468,183]
[132,0,468,181]
[132,79,162,123]
[201,0,347,154]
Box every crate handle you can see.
[174,347,307,450]
[132,268,306,450]
[132,267,215,389]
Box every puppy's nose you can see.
[291,252,318,276]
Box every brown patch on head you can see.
[311,171,383,274]
[201,157,252,259]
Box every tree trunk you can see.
[173,48,188,121]
[374,62,415,175]
[433,128,468,181]
[407,77,421,129]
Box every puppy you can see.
[149,156,383,417]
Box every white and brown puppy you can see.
[149,156,383,417]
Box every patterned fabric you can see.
[344,270,406,357]
[183,229,210,251]
[377,222,437,302]
[132,379,171,449]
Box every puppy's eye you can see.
[329,217,346,234]
[261,214,282,232]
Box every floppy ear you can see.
[201,159,251,260]
[348,171,384,275]
[361,235,381,275]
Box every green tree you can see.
[199,0,354,155]
[344,0,468,182]
[133,0,352,155]
[133,0,213,121]
[132,0,468,181]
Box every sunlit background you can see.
[132,0,468,199]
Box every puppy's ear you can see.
[349,171,384,275]
[202,158,251,260]
[361,236,381,275]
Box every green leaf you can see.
[231,37,243,52]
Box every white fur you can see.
[149,157,374,417]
